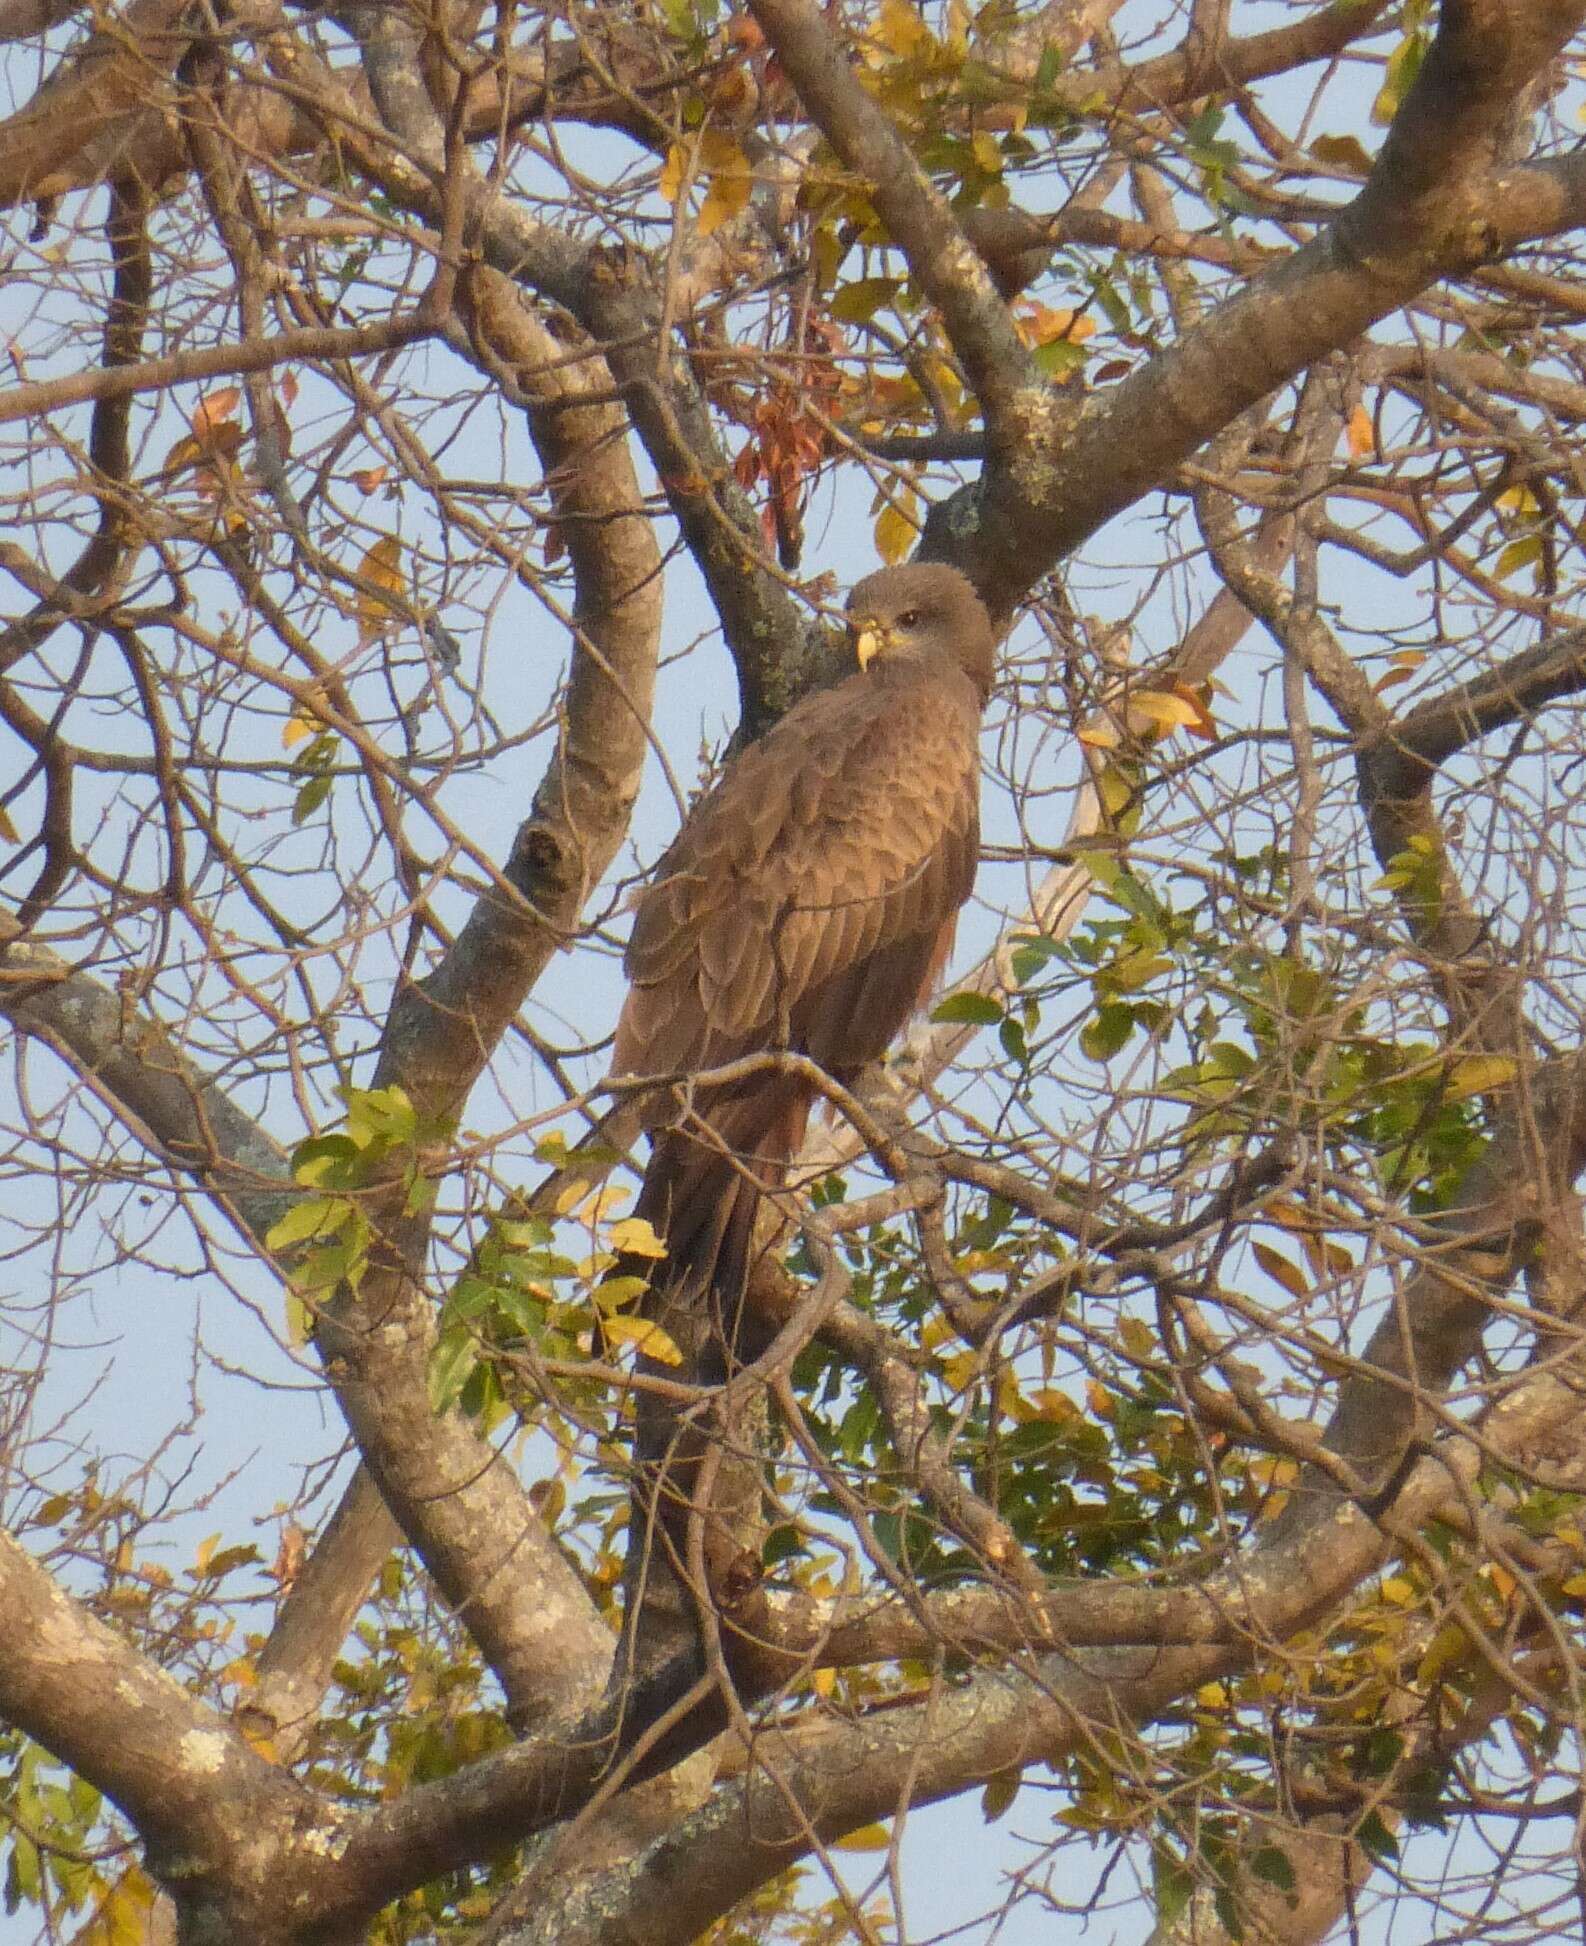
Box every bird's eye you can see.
[896,608,922,629]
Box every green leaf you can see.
[1213,1884,1245,1941]
[292,772,333,823]
[1034,337,1088,379]
[428,1329,480,1415]
[1101,951,1171,995]
[1152,1850,1193,1928]
[830,276,902,323]
[1444,1055,1518,1099]
[265,1195,351,1252]
[761,1523,807,1566]
[593,1275,652,1312]
[1356,1809,1400,1864]
[1495,533,1543,580]
[343,1083,417,1147]
[1250,1845,1296,1893]
[980,1768,1021,1823]
[1079,1003,1135,1062]
[1009,932,1064,984]
[291,1133,360,1187]
[1371,27,1427,126]
[931,991,1004,1026]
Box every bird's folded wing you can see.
[615,670,980,1090]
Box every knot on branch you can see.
[510,821,573,901]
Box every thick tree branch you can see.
[747,0,1036,427]
[926,0,1586,615]
[0,1532,333,1932]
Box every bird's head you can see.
[846,563,996,701]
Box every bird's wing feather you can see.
[615,664,979,1101]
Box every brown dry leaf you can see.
[191,386,242,440]
[1312,132,1374,175]
[351,466,388,494]
[1252,1240,1308,1299]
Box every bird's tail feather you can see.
[625,1075,811,1375]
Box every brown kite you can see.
[614,563,995,1367]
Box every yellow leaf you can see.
[1380,1575,1415,1605]
[1487,1563,1516,1601]
[0,803,18,844]
[1417,1623,1468,1683]
[159,431,205,479]
[1076,720,1121,749]
[1252,1239,1308,1299]
[1346,403,1375,460]
[76,1869,157,1946]
[594,1275,651,1311]
[1117,1315,1156,1361]
[282,710,317,749]
[1028,1388,1080,1424]
[873,496,917,564]
[659,143,687,205]
[1018,304,1096,348]
[609,1216,667,1258]
[920,1311,962,1352]
[870,0,933,60]
[832,1821,892,1852]
[1085,1378,1112,1420]
[938,1350,977,1394]
[1195,1680,1228,1709]
[971,130,1002,176]
[1562,1571,1586,1597]
[1444,1055,1518,1099]
[578,1183,630,1224]
[239,1721,279,1762]
[1126,687,1203,732]
[1495,534,1543,580]
[696,130,752,236]
[811,1665,836,1697]
[601,1314,685,1365]
[356,533,405,641]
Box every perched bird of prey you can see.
[613,562,995,1382]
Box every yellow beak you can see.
[854,625,882,670]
